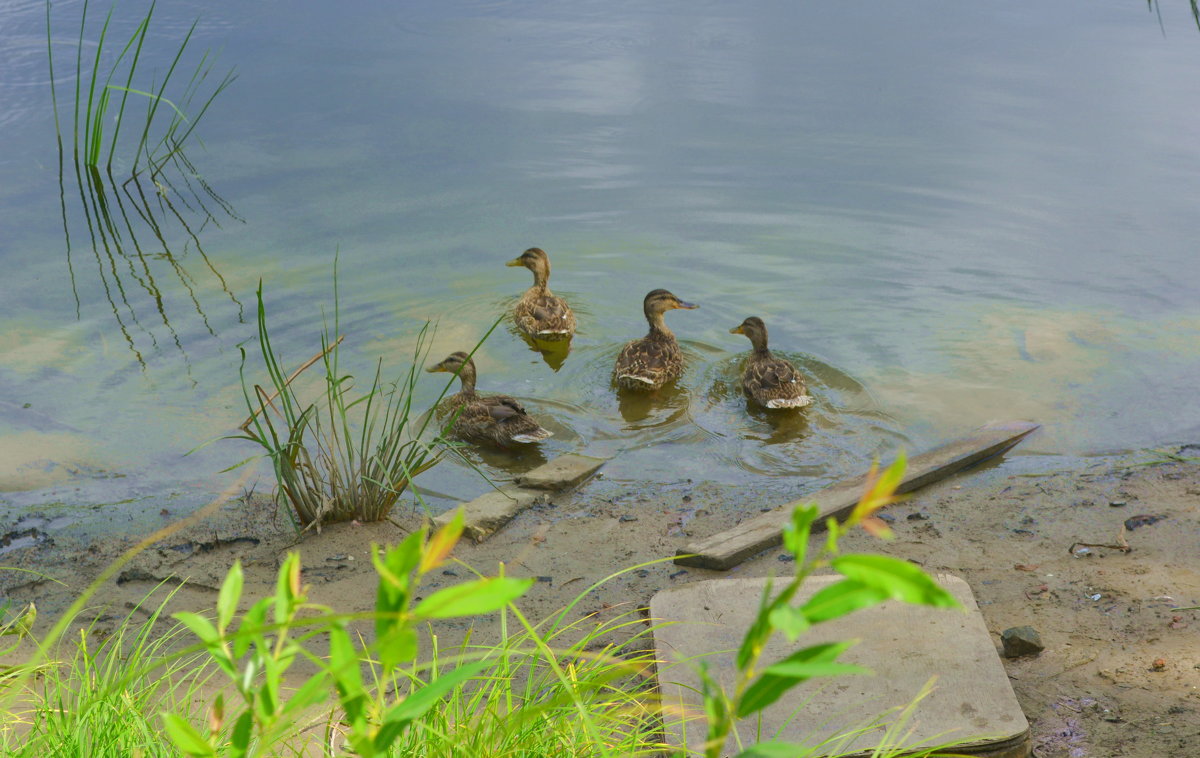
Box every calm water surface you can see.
[2,1,1199,530]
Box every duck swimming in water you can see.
[730,316,812,409]
[506,247,576,341]
[426,351,553,446]
[612,289,698,391]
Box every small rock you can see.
[1001,625,1045,658]
[442,569,458,577]
[1151,658,1167,672]
[777,553,795,562]
[1124,513,1165,531]
[536,576,553,584]
[906,512,929,521]
[619,514,638,523]
[1109,500,1127,508]
[877,512,895,523]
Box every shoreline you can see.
[3,446,1199,756]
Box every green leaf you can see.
[217,561,244,633]
[234,598,271,658]
[767,605,810,642]
[274,552,303,625]
[174,612,220,647]
[763,660,869,678]
[162,713,216,758]
[782,504,817,565]
[733,742,817,758]
[737,641,859,718]
[831,554,961,608]
[327,627,366,724]
[372,660,489,750]
[412,577,533,619]
[798,579,889,624]
[377,625,419,672]
[374,534,423,640]
[735,579,776,671]
[228,711,253,758]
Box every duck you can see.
[613,289,698,391]
[506,247,576,341]
[426,351,553,446]
[730,316,812,409]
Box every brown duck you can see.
[426,351,553,445]
[506,247,576,341]
[612,289,698,391]
[730,317,812,409]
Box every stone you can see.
[433,485,547,543]
[1001,625,1045,658]
[514,453,607,491]
[652,574,1031,757]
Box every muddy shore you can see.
[3,447,1199,757]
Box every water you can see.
[2,1,1199,530]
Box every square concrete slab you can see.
[651,574,1030,757]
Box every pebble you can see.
[1109,500,1127,508]
[1001,625,1045,658]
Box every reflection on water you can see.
[60,158,243,372]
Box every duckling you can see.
[730,317,812,409]
[613,289,698,391]
[426,351,553,446]
[506,247,576,341]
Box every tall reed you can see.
[233,278,454,528]
[46,0,236,173]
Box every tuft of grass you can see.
[230,276,456,529]
[1,589,217,757]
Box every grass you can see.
[230,277,463,529]
[2,589,217,757]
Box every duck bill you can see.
[729,325,744,334]
[675,300,699,310]
[425,364,445,373]
[505,258,524,267]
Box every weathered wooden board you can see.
[675,421,1039,570]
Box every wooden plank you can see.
[675,421,1039,571]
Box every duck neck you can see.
[530,263,550,291]
[455,364,477,395]
[748,331,771,357]
[646,310,673,339]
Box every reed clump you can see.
[232,281,452,529]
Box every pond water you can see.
[3,1,1200,531]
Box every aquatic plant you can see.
[45,0,243,367]
[231,278,457,528]
[47,0,235,173]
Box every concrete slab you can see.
[651,574,1030,757]
[433,485,548,542]
[514,453,607,491]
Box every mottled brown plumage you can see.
[613,289,698,391]
[426,351,553,446]
[730,317,812,409]
[506,248,576,341]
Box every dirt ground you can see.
[3,445,1199,757]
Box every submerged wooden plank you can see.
[675,421,1039,570]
